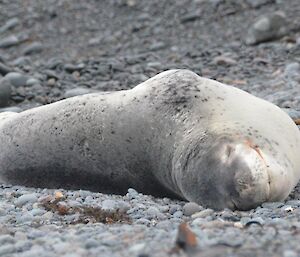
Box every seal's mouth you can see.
[223,140,271,210]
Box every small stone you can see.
[173,211,183,218]
[47,78,56,87]
[25,77,40,87]
[283,250,297,257]
[183,202,202,216]
[4,72,28,87]
[284,62,300,79]
[0,106,21,113]
[191,208,214,219]
[0,35,19,48]
[245,0,272,8]
[22,42,43,55]
[245,12,288,45]
[0,235,14,244]
[0,79,12,107]
[0,18,19,34]
[261,202,284,209]
[149,41,166,51]
[0,62,12,76]
[180,12,201,23]
[84,238,99,249]
[129,243,145,253]
[64,63,85,72]
[11,56,31,66]
[213,55,237,66]
[64,87,94,98]
[145,206,160,218]
[101,199,118,210]
[0,245,15,256]
[127,188,139,199]
[16,212,34,224]
[14,193,38,206]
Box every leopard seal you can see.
[0,69,299,210]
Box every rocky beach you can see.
[0,0,300,256]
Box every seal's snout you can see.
[226,142,271,210]
[178,139,272,211]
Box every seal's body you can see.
[0,70,299,210]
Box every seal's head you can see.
[176,135,295,211]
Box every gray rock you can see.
[0,235,14,244]
[213,55,237,66]
[0,18,19,34]
[191,208,214,218]
[4,72,28,87]
[11,56,31,66]
[0,62,12,76]
[101,199,118,210]
[0,245,15,256]
[261,202,284,209]
[284,62,300,79]
[0,35,20,48]
[183,202,202,216]
[26,78,40,87]
[64,87,94,98]
[14,193,38,206]
[127,188,139,199]
[0,106,22,113]
[23,42,43,55]
[145,206,160,218]
[173,210,183,218]
[0,79,12,107]
[64,63,85,73]
[245,12,288,45]
[245,0,273,8]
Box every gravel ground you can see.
[0,0,300,256]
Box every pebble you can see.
[14,193,38,207]
[145,206,160,219]
[191,208,214,219]
[64,87,94,98]
[0,35,20,48]
[172,210,183,218]
[261,202,284,209]
[26,78,40,87]
[245,0,272,8]
[0,18,19,34]
[0,245,15,256]
[245,12,288,45]
[183,202,202,216]
[213,55,237,66]
[64,63,85,73]
[101,199,118,210]
[284,62,300,79]
[0,62,12,76]
[22,42,44,55]
[4,72,28,87]
[0,78,12,107]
